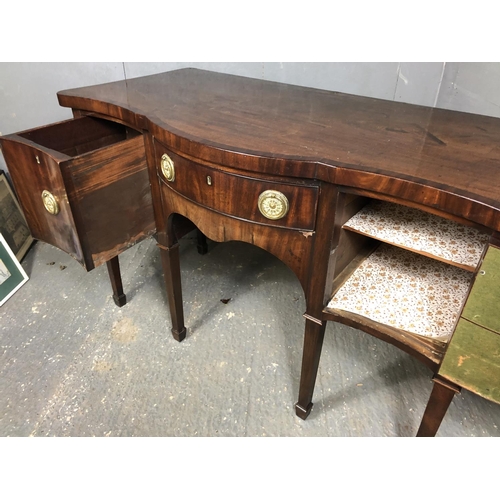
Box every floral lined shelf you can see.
[325,244,473,343]
[343,200,489,271]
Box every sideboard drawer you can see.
[1,116,155,269]
[155,145,319,231]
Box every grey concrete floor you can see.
[1,233,500,437]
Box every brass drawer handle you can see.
[41,190,60,215]
[258,190,289,220]
[160,153,175,182]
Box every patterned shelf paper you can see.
[326,244,473,342]
[343,200,490,270]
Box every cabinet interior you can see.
[325,196,491,344]
[19,116,140,158]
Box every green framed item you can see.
[0,232,29,306]
[0,172,34,261]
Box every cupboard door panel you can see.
[461,246,500,334]
[440,318,500,404]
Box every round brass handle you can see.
[257,190,289,220]
[41,190,60,215]
[160,153,175,182]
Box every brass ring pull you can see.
[160,153,175,182]
[258,190,289,220]
[41,190,60,215]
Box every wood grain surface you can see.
[58,68,500,230]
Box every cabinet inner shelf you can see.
[342,200,489,271]
[325,244,473,343]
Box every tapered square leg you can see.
[417,376,461,437]
[160,242,186,342]
[106,256,127,307]
[295,317,327,420]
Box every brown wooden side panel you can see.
[0,138,84,265]
[332,193,371,278]
[155,145,319,231]
[78,169,155,267]
[66,135,156,267]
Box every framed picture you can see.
[0,171,34,261]
[0,233,29,306]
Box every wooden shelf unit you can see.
[325,199,490,346]
[342,200,489,271]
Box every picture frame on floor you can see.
[0,232,29,306]
[0,171,33,261]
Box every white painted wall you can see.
[1,62,499,174]
[436,62,500,118]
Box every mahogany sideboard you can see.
[4,68,500,436]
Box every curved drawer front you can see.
[155,145,319,231]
